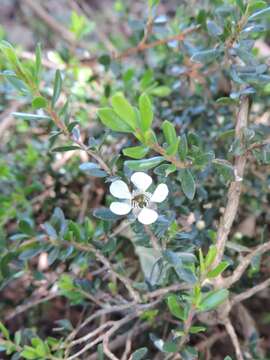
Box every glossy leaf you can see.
[123,145,149,159]
[205,245,217,268]
[162,120,177,146]
[248,6,270,20]
[12,112,50,121]
[179,134,188,161]
[207,261,229,278]
[139,93,153,132]
[32,96,47,109]
[207,20,223,37]
[167,294,185,320]
[131,348,148,360]
[79,162,107,177]
[97,108,133,133]
[125,156,164,171]
[178,169,196,200]
[191,49,220,64]
[199,289,229,311]
[111,93,136,129]
[52,69,62,107]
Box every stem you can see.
[178,305,196,350]
[214,95,249,268]
[46,106,112,175]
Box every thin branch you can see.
[89,322,150,360]
[214,95,250,268]
[103,313,137,360]
[81,26,200,65]
[224,318,244,360]
[66,302,137,344]
[222,241,270,288]
[5,292,58,321]
[232,278,270,305]
[45,106,112,175]
[145,283,191,300]
[46,237,140,302]
[196,330,227,351]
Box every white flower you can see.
[109,172,169,225]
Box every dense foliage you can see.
[0,0,270,359]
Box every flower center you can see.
[131,191,150,209]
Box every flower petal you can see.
[110,180,131,199]
[137,208,158,225]
[150,183,169,203]
[110,202,131,215]
[131,172,152,191]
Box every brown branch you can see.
[81,26,200,65]
[145,283,191,300]
[103,313,138,360]
[45,237,140,303]
[222,241,270,288]
[21,0,89,49]
[213,95,250,268]
[45,106,112,175]
[196,330,227,351]
[150,142,189,169]
[223,318,244,360]
[5,292,58,321]
[88,322,150,360]
[232,278,270,305]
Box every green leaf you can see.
[150,86,171,97]
[111,93,136,129]
[207,20,223,37]
[51,69,62,107]
[131,347,148,360]
[148,0,160,8]
[19,219,35,236]
[93,208,120,221]
[216,97,237,105]
[178,169,196,200]
[166,138,180,156]
[205,245,217,268]
[21,346,38,359]
[79,162,107,177]
[167,295,185,320]
[0,321,10,339]
[123,145,149,159]
[189,325,206,334]
[97,108,133,133]
[125,156,164,171]
[213,159,234,182]
[199,289,229,311]
[248,5,270,20]
[162,120,177,145]
[235,0,246,13]
[52,146,81,152]
[247,0,267,14]
[32,96,47,109]
[98,54,111,69]
[198,249,205,274]
[207,261,229,278]
[193,151,214,168]
[12,112,50,121]
[139,93,153,132]
[191,48,220,64]
[179,134,188,161]
[162,341,178,353]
